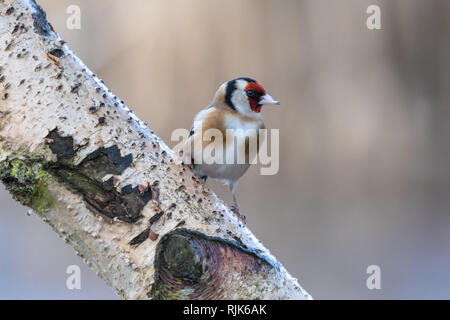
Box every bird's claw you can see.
[231,206,246,224]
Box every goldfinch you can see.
[184,77,279,222]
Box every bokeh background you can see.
[1,0,450,299]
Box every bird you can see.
[183,77,279,223]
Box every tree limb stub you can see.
[0,0,311,299]
[154,228,281,299]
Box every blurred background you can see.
[1,0,450,299]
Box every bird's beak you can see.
[259,93,279,105]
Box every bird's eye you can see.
[247,90,256,98]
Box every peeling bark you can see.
[0,0,311,300]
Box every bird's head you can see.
[215,77,279,116]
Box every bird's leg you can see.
[231,192,246,224]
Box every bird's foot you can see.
[231,206,246,224]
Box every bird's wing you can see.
[182,107,212,164]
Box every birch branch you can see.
[0,0,311,300]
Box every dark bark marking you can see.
[149,210,164,225]
[71,83,81,93]
[130,227,150,246]
[48,48,64,58]
[30,0,51,36]
[79,145,132,181]
[5,7,15,15]
[44,129,151,223]
[45,128,75,159]
[129,210,165,246]
[47,166,150,223]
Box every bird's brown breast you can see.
[198,107,265,164]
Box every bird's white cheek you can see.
[231,91,251,114]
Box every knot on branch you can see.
[153,228,276,300]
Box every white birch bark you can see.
[0,0,311,300]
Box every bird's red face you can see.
[244,81,279,113]
[244,82,266,113]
